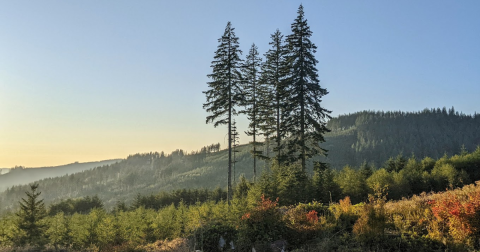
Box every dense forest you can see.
[322,108,480,168]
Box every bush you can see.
[352,186,387,243]
[283,203,330,246]
[238,195,286,245]
[428,191,480,248]
[329,196,361,233]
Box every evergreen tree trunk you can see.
[203,22,243,204]
[300,70,305,170]
[232,119,239,184]
[228,67,232,202]
[253,134,256,182]
[253,83,256,182]
[298,35,306,170]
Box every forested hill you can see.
[0,160,121,192]
[0,144,258,214]
[0,108,479,213]
[321,108,480,168]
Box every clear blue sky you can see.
[1,1,479,167]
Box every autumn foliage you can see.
[306,210,319,224]
[383,181,480,250]
[428,190,480,246]
[239,195,285,243]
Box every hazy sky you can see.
[1,1,479,168]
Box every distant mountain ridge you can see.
[321,108,480,168]
[0,159,121,192]
[0,108,479,213]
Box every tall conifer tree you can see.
[203,22,243,203]
[259,29,289,164]
[283,5,331,170]
[257,78,275,169]
[242,43,263,182]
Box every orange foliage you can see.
[241,212,251,220]
[429,191,480,244]
[239,194,284,243]
[339,196,352,213]
[241,194,279,222]
[258,194,279,211]
[306,210,319,224]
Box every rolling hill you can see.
[0,160,121,192]
[321,108,480,168]
[0,108,478,213]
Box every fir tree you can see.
[203,21,243,203]
[259,29,289,164]
[312,163,341,203]
[242,43,263,182]
[16,183,48,248]
[283,5,331,170]
[276,162,309,205]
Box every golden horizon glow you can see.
[0,141,225,168]
[0,117,239,168]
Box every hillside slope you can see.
[321,108,480,168]
[1,108,478,213]
[0,160,121,192]
[0,146,261,213]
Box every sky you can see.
[1,1,479,168]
